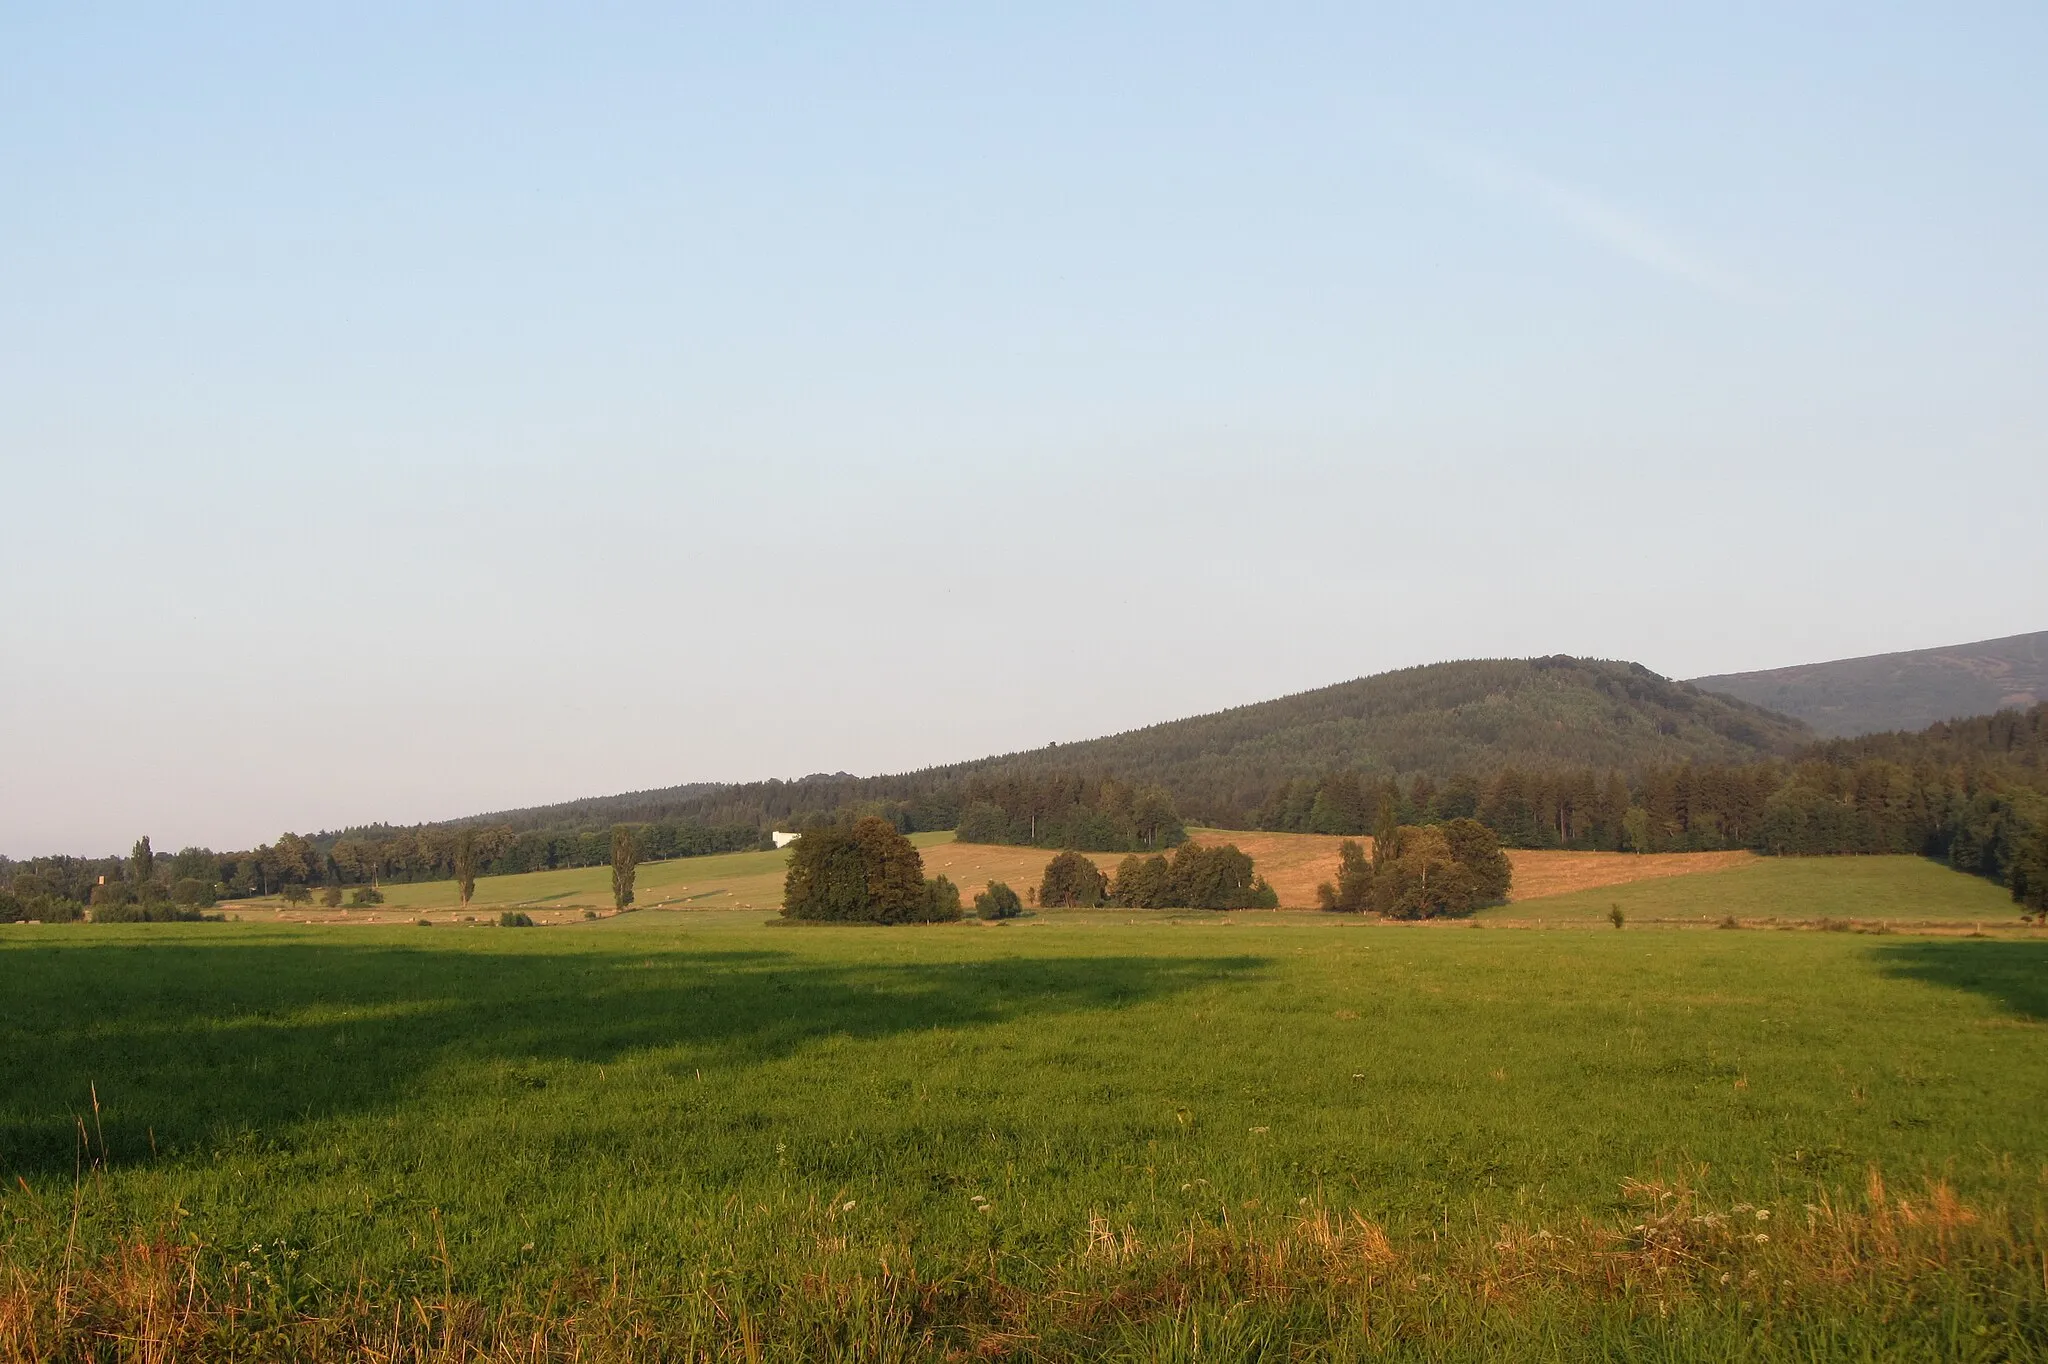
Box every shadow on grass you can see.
[0,937,1261,1177]
[1872,939,2048,1022]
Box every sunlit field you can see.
[5,857,2046,1360]
[1478,853,2026,926]
[224,830,1784,921]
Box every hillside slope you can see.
[415,657,1809,834]
[1691,630,2048,738]
[938,656,1809,820]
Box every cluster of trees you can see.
[774,825,1278,922]
[1037,844,1277,910]
[1316,820,1512,919]
[0,837,221,923]
[0,817,754,917]
[781,818,963,924]
[953,776,1186,852]
[1108,843,1278,910]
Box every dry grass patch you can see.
[1505,849,1756,903]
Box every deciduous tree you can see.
[974,881,1023,919]
[611,825,638,910]
[454,829,478,908]
[1038,851,1108,908]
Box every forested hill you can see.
[418,656,1810,833]
[1690,629,2048,738]
[423,781,728,834]
[934,657,1809,822]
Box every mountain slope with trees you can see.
[940,657,1810,825]
[404,656,1808,833]
[1691,629,2048,738]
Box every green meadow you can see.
[1480,854,2027,925]
[301,834,959,914]
[5,863,2047,1360]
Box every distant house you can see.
[772,831,799,849]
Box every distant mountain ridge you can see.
[1690,630,2048,738]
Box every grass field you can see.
[1478,855,2027,927]
[6,859,2047,1360]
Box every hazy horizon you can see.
[5,6,2044,856]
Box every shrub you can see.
[1607,904,1625,929]
[920,874,963,923]
[0,890,82,923]
[279,883,311,906]
[91,902,209,923]
[321,885,343,908]
[171,878,217,907]
[498,911,535,928]
[782,817,932,923]
[348,886,386,907]
[1039,852,1109,908]
[974,880,1024,920]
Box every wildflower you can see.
[842,1200,856,1212]
[1755,1208,1770,1221]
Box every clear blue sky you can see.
[4,4,2043,855]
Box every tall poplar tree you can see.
[130,836,154,894]
[454,829,477,908]
[611,825,638,910]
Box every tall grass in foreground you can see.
[5,1167,2042,1361]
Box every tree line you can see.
[1246,704,2047,915]
[952,775,1186,852]
[0,818,743,921]
[7,696,2041,923]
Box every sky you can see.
[3,3,2044,856]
